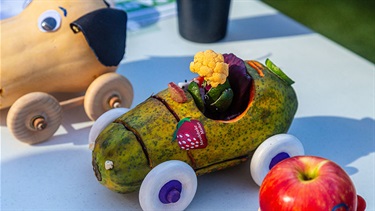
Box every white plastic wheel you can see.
[250,134,304,186]
[139,160,197,211]
[88,107,129,150]
[84,72,133,121]
[6,92,62,144]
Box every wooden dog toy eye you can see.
[38,10,62,32]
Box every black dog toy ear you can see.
[70,8,127,67]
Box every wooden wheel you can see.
[250,134,304,186]
[139,160,197,211]
[88,108,129,150]
[84,72,133,121]
[6,92,62,144]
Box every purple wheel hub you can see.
[159,180,182,204]
[269,152,290,169]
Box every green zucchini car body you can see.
[92,59,298,193]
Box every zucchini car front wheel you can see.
[250,134,304,186]
[88,107,129,150]
[139,160,197,211]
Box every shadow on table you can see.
[0,148,141,210]
[224,13,313,42]
[289,116,375,175]
[116,55,196,106]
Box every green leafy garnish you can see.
[265,58,295,85]
[206,80,231,103]
[208,88,234,113]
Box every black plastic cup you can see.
[177,0,231,43]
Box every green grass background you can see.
[262,0,375,64]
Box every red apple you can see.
[259,155,366,211]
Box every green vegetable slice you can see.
[206,80,231,102]
[208,88,233,113]
[187,81,205,112]
[265,58,295,85]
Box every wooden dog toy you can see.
[0,0,133,144]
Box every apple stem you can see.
[300,173,314,181]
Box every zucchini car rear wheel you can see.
[139,160,197,211]
[250,134,304,186]
[88,107,129,150]
[84,72,133,121]
[7,92,62,144]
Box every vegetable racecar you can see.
[0,0,133,144]
[90,50,301,210]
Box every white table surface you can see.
[1,1,374,210]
